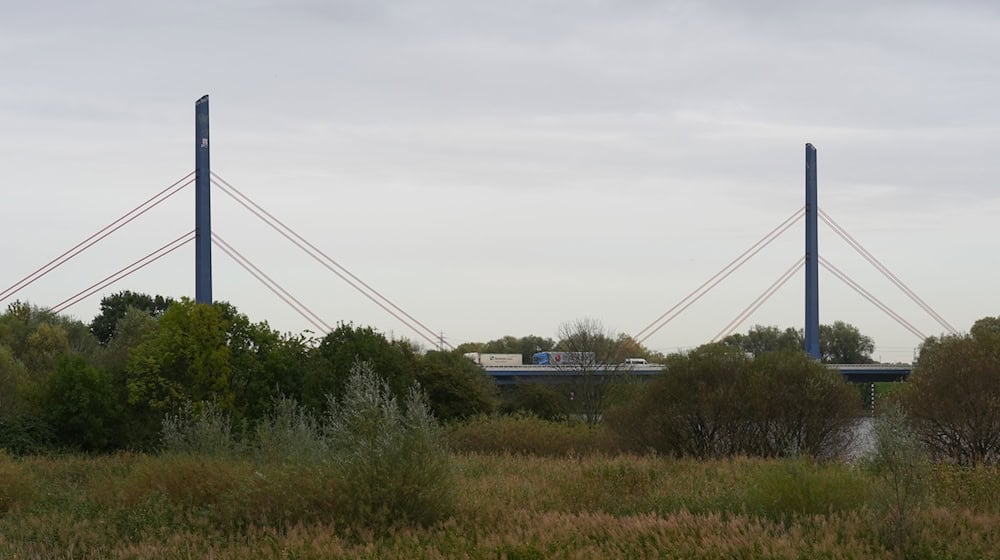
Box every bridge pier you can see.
[805,144,820,359]
[195,95,212,303]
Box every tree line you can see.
[0,292,496,452]
[2,291,999,465]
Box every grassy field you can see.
[2,450,1000,559]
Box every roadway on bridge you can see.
[482,363,912,385]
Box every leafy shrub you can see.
[302,323,416,414]
[161,401,243,457]
[42,355,119,451]
[324,361,455,527]
[606,345,861,459]
[0,414,54,455]
[866,405,929,556]
[897,324,1000,465]
[253,394,327,464]
[605,344,750,458]
[739,350,861,459]
[415,351,496,421]
[447,413,616,456]
[498,383,568,421]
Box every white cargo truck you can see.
[464,353,523,366]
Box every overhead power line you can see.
[210,173,451,350]
[212,232,331,335]
[634,207,805,345]
[1,172,195,305]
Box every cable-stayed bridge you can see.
[2,96,953,383]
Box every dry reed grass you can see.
[1,452,999,558]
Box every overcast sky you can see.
[3,0,998,361]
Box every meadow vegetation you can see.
[2,448,1000,558]
[2,297,1000,557]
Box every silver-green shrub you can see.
[866,405,929,558]
[254,394,328,464]
[161,401,243,457]
[323,360,455,527]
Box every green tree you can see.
[23,323,70,376]
[415,351,496,422]
[741,350,861,458]
[456,334,556,365]
[302,323,416,413]
[0,301,35,358]
[607,344,750,457]
[969,315,1000,339]
[556,318,632,424]
[94,307,160,377]
[0,345,30,418]
[90,291,173,345]
[219,303,310,424]
[0,301,98,370]
[898,320,1000,465]
[124,298,233,446]
[499,383,568,421]
[42,355,119,451]
[608,345,860,459]
[722,324,803,356]
[820,320,875,363]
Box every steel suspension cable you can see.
[212,232,331,335]
[711,257,804,342]
[211,174,448,349]
[213,241,327,336]
[47,230,196,315]
[819,256,926,340]
[819,210,957,334]
[1,172,195,304]
[634,207,805,345]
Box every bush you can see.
[606,346,861,459]
[415,351,496,421]
[739,351,861,459]
[42,355,120,451]
[0,415,54,455]
[866,405,929,556]
[324,361,455,527]
[498,383,568,421]
[897,325,1000,465]
[161,401,243,457]
[253,394,327,464]
[301,323,416,414]
[605,344,750,458]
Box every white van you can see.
[623,358,648,365]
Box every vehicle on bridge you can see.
[531,351,597,366]
[463,352,522,366]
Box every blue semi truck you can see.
[531,351,596,366]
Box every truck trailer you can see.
[464,352,523,366]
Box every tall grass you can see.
[446,413,618,456]
[3,452,1000,558]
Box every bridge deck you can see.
[482,363,912,384]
